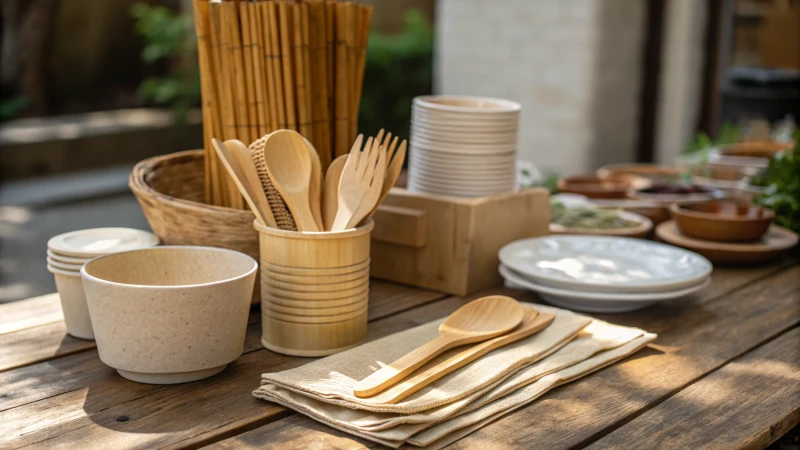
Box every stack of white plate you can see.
[498,235,713,313]
[408,95,521,197]
[47,228,159,339]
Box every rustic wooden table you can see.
[1,259,798,449]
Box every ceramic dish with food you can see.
[80,246,257,384]
[670,199,774,242]
[629,183,718,204]
[549,203,652,238]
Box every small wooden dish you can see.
[670,199,774,242]
[655,221,798,264]
[630,183,718,204]
[550,211,653,238]
[558,175,629,199]
[596,163,681,190]
[710,141,793,169]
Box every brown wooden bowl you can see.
[670,199,774,242]
[717,141,793,159]
[596,163,682,190]
[558,174,629,199]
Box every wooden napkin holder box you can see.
[369,187,550,295]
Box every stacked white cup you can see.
[47,228,159,339]
[408,95,521,197]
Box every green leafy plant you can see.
[0,96,27,122]
[753,133,800,233]
[683,122,742,155]
[358,9,433,141]
[131,3,200,123]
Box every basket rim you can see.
[129,149,255,218]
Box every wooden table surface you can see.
[1,259,799,449]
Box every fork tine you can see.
[341,134,364,181]
[356,136,374,176]
[386,136,399,165]
[361,138,381,180]
[370,146,387,186]
[375,129,385,147]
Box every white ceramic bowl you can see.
[47,257,84,272]
[411,137,518,155]
[411,147,517,163]
[47,249,92,265]
[413,95,522,114]
[48,227,159,258]
[81,246,257,384]
[47,265,94,340]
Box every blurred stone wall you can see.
[435,0,646,175]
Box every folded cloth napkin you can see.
[253,303,656,448]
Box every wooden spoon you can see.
[365,310,554,404]
[262,130,319,231]
[353,295,524,398]
[306,140,324,231]
[322,154,348,231]
[212,138,277,227]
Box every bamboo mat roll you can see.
[193,0,372,208]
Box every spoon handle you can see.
[291,200,320,232]
[353,334,457,398]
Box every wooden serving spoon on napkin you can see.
[354,295,524,398]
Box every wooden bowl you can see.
[670,199,774,242]
[558,175,629,199]
[630,183,717,205]
[596,163,682,190]
[550,210,653,238]
[710,141,794,169]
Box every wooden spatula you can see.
[365,310,555,404]
[306,140,324,231]
[322,154,348,231]
[262,130,319,231]
[212,138,277,227]
[353,295,524,398]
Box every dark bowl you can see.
[670,199,774,242]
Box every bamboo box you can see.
[369,188,550,296]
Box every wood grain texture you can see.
[446,264,800,449]
[587,327,800,450]
[0,282,452,449]
[0,293,62,335]
[0,321,95,373]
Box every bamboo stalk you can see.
[309,0,331,169]
[351,5,372,138]
[326,1,336,159]
[209,2,231,205]
[253,1,272,135]
[301,3,314,147]
[193,0,214,203]
[278,1,297,131]
[262,2,281,131]
[292,2,311,140]
[240,1,258,142]
[221,2,246,208]
[333,2,350,157]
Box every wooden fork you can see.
[330,135,386,231]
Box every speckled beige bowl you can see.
[81,246,257,384]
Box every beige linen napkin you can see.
[254,314,653,447]
[255,304,592,414]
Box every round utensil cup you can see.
[254,219,373,356]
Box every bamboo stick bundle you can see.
[192,0,373,207]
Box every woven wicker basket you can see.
[129,150,260,304]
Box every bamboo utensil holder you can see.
[370,188,550,296]
[254,219,374,356]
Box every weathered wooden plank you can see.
[586,327,800,450]
[0,280,444,375]
[0,282,451,449]
[208,413,377,450]
[0,320,95,373]
[0,293,62,335]
[444,264,800,450]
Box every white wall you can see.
[435,0,646,175]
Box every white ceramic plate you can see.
[411,138,518,154]
[413,95,521,114]
[410,116,519,132]
[48,227,159,258]
[498,235,713,293]
[410,127,519,145]
[500,264,710,313]
[411,147,517,163]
